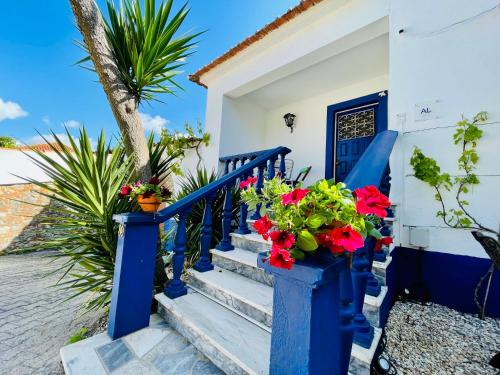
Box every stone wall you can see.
[0,183,57,253]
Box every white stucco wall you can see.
[0,149,65,185]
[389,0,500,258]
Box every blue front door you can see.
[325,92,388,181]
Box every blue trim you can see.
[325,92,388,180]
[390,247,500,318]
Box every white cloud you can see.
[64,120,82,128]
[0,98,28,122]
[25,133,71,145]
[42,116,51,125]
[140,112,169,135]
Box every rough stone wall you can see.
[0,183,57,253]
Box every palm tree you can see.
[69,0,200,179]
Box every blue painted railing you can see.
[108,146,291,339]
[343,130,398,348]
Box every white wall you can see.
[0,149,65,185]
[263,75,388,183]
[389,0,500,258]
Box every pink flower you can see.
[268,246,295,270]
[374,236,393,252]
[354,185,391,218]
[329,226,364,252]
[240,176,258,189]
[133,180,143,187]
[281,188,310,206]
[253,215,273,237]
[118,185,132,198]
[269,230,295,249]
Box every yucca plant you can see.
[174,168,241,267]
[78,0,201,103]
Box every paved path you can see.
[0,252,102,375]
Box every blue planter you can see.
[258,251,354,375]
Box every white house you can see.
[188,0,500,316]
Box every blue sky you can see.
[0,0,298,145]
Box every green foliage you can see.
[78,0,201,103]
[66,327,89,344]
[410,111,496,234]
[173,168,240,266]
[0,135,16,148]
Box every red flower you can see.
[354,185,391,218]
[118,185,132,198]
[149,176,161,185]
[281,188,310,206]
[268,246,295,270]
[240,176,258,189]
[269,230,295,249]
[161,186,172,199]
[329,226,364,252]
[253,215,273,236]
[316,232,345,254]
[374,236,393,252]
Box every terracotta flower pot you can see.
[137,194,161,212]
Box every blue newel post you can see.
[259,252,354,375]
[194,194,215,272]
[351,240,375,348]
[365,240,382,296]
[108,213,159,339]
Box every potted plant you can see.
[119,177,172,212]
[240,177,391,374]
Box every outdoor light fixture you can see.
[283,113,296,133]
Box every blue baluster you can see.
[351,240,374,348]
[250,164,265,220]
[267,156,277,180]
[216,185,234,251]
[365,241,382,296]
[338,260,355,373]
[231,158,239,172]
[237,158,251,235]
[279,152,287,179]
[194,194,215,272]
[223,160,230,175]
[165,209,191,299]
[373,220,390,262]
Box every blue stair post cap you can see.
[113,212,164,224]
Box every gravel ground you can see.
[0,251,104,375]
[383,301,500,375]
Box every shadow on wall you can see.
[0,183,61,254]
[390,247,500,318]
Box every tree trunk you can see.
[69,0,151,180]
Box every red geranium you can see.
[354,185,391,218]
[281,188,310,206]
[374,236,393,252]
[329,226,364,252]
[253,215,273,236]
[269,230,295,249]
[119,185,132,198]
[240,176,258,189]
[149,176,161,185]
[268,246,295,270]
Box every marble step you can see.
[230,232,270,253]
[211,248,273,287]
[210,247,387,327]
[156,290,270,375]
[187,267,273,328]
[156,290,380,375]
[372,255,393,286]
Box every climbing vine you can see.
[410,111,497,235]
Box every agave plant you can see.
[174,168,241,267]
[20,129,177,312]
[78,0,201,103]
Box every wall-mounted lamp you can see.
[283,113,296,133]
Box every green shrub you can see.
[0,135,16,148]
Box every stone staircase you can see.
[156,213,397,375]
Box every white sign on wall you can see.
[415,100,441,121]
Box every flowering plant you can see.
[118,176,172,202]
[241,178,391,270]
